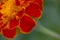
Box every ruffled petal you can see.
[15,0,20,6]
[0,19,3,32]
[0,28,1,33]
[9,17,19,29]
[16,9,24,19]
[20,15,36,34]
[25,3,42,19]
[2,28,16,38]
[0,13,3,17]
[0,22,7,32]
[34,0,43,10]
[0,6,2,9]
[0,14,8,32]
[0,2,4,6]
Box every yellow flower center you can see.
[0,0,31,18]
[1,0,16,17]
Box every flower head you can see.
[0,0,43,38]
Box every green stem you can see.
[35,18,60,39]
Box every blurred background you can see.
[0,0,60,40]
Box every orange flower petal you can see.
[0,22,8,33]
[15,0,20,6]
[0,13,3,17]
[0,20,3,26]
[25,3,42,19]
[0,2,4,6]
[9,17,19,29]
[0,28,1,33]
[0,6,2,9]
[2,28,16,38]
[20,15,36,34]
[35,0,42,3]
[17,9,24,19]
[0,19,3,32]
[35,0,43,10]
[0,22,2,32]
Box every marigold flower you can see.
[0,0,43,38]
